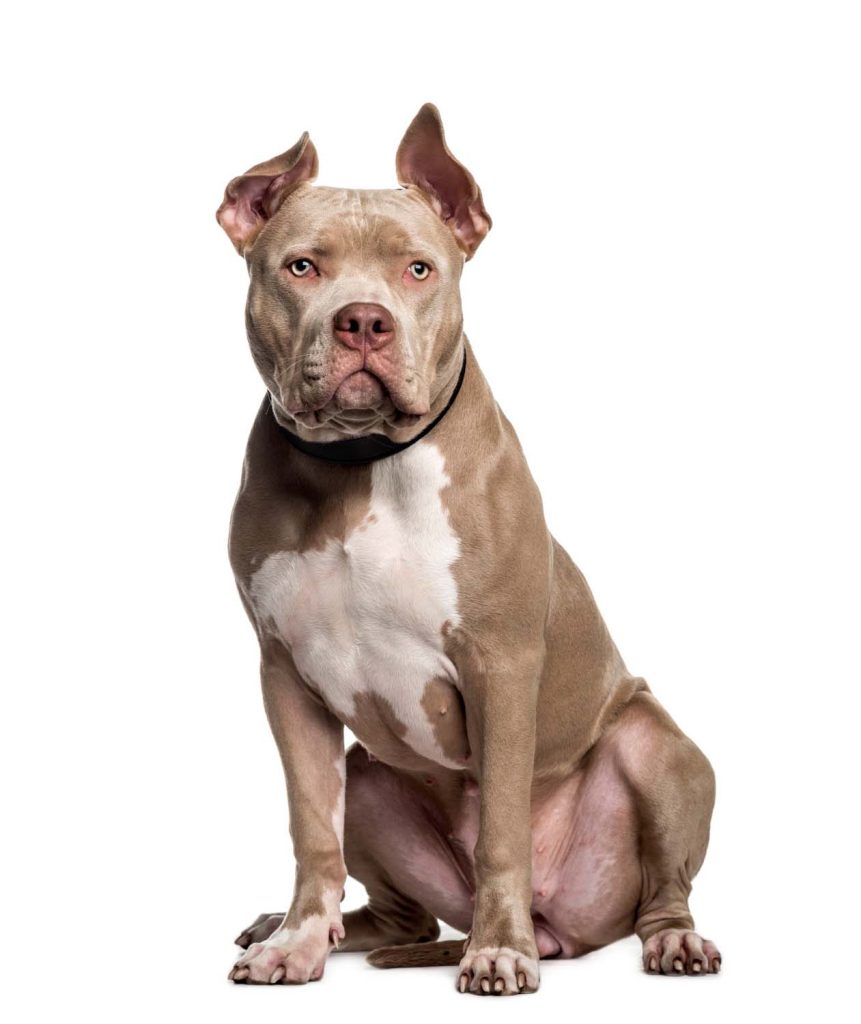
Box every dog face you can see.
[217,105,491,441]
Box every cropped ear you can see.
[396,103,491,259]
[216,132,318,255]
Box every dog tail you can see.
[366,939,465,969]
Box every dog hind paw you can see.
[233,912,284,949]
[642,928,721,976]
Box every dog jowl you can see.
[216,104,720,993]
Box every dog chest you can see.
[249,442,466,768]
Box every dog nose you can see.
[333,303,395,351]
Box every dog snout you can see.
[333,303,395,351]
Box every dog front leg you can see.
[457,649,542,995]
[230,640,346,985]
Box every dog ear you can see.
[216,133,318,255]
[396,104,491,260]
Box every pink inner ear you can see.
[401,144,475,225]
[217,134,319,254]
[408,160,490,258]
[219,175,273,247]
[408,160,462,221]
[396,106,490,258]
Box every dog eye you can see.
[408,261,431,281]
[287,258,317,277]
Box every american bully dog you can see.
[216,103,720,994]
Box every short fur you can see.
[219,104,720,994]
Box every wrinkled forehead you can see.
[257,185,463,268]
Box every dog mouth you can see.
[278,339,433,438]
[333,369,386,410]
[286,369,423,434]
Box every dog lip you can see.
[286,357,430,420]
[289,368,386,413]
[334,369,387,410]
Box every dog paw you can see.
[229,919,342,984]
[642,929,721,976]
[234,912,284,949]
[456,945,540,995]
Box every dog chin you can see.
[318,402,423,436]
[280,394,422,437]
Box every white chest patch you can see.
[249,441,463,767]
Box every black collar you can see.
[273,350,467,465]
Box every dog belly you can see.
[527,759,642,955]
[348,752,641,957]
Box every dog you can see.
[216,104,720,994]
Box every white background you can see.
[2,2,859,1021]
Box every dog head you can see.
[217,104,491,441]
